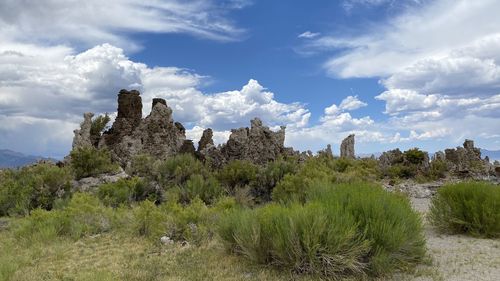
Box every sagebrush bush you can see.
[387,163,415,179]
[220,182,426,278]
[133,200,167,239]
[217,160,258,190]
[153,154,208,186]
[271,157,382,203]
[182,174,223,204]
[429,181,500,238]
[271,158,335,203]
[97,177,155,207]
[127,154,156,178]
[14,193,113,241]
[70,147,119,179]
[161,198,212,244]
[308,183,426,275]
[429,159,448,180]
[0,164,72,216]
[404,148,426,165]
[251,157,299,202]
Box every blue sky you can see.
[1,0,500,158]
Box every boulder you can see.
[71,169,129,192]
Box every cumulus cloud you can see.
[0,44,310,157]
[300,0,500,150]
[339,95,368,111]
[283,96,379,153]
[0,0,247,50]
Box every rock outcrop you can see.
[444,139,492,176]
[318,144,333,158]
[197,128,214,152]
[379,149,404,169]
[205,118,289,166]
[71,90,293,168]
[72,112,94,150]
[340,134,355,159]
[100,90,143,148]
[71,168,129,192]
[98,94,186,166]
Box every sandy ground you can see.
[392,197,500,281]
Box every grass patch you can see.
[429,181,500,238]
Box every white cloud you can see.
[0,44,310,157]
[339,95,368,111]
[284,97,378,153]
[298,31,320,39]
[315,0,500,78]
[300,0,500,151]
[0,0,246,50]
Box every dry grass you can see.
[0,227,321,281]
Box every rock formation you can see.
[213,118,289,165]
[71,90,293,168]
[197,128,214,152]
[444,139,491,176]
[69,90,185,166]
[340,134,355,159]
[318,144,333,158]
[379,149,405,172]
[72,112,94,150]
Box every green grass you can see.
[429,181,500,238]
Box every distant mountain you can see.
[0,149,56,168]
[481,149,500,162]
[357,152,382,158]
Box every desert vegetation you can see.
[429,181,500,238]
[0,136,499,280]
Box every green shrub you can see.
[153,154,207,186]
[97,177,160,207]
[429,181,500,238]
[0,164,72,216]
[387,163,414,179]
[308,183,426,275]
[63,192,112,237]
[404,148,426,165]
[217,160,258,190]
[271,158,335,203]
[251,158,299,202]
[127,154,156,178]
[14,193,112,241]
[133,200,167,239]
[70,147,119,179]
[333,157,353,172]
[429,159,448,180]
[90,113,111,137]
[219,202,369,278]
[161,198,212,244]
[182,174,223,205]
[220,182,426,278]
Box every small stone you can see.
[160,236,173,245]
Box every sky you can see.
[1,0,500,158]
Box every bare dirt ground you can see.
[390,197,500,281]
